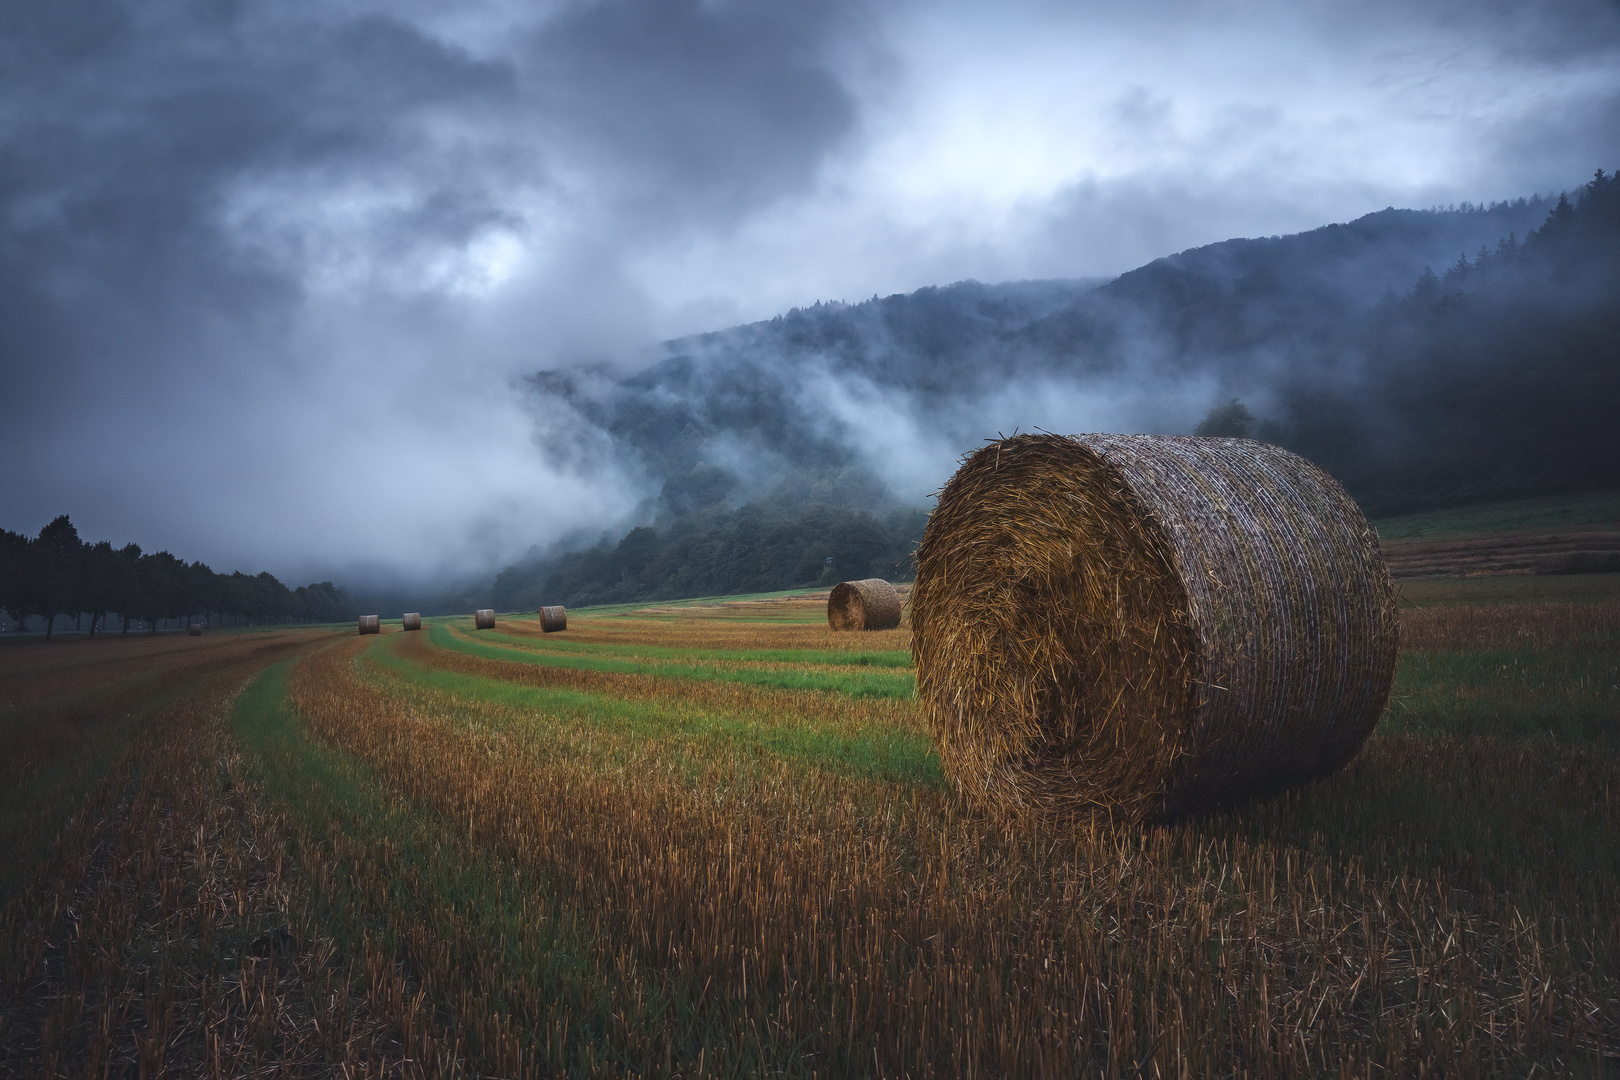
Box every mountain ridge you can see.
[499,180,1615,608]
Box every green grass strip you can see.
[233,655,897,1076]
[232,662,598,988]
[431,623,915,699]
[1373,488,1620,540]
[1386,647,1620,747]
[228,659,687,1075]
[477,627,911,668]
[369,636,943,787]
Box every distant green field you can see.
[430,622,916,698]
[1396,572,1620,606]
[1373,488,1620,539]
[478,627,912,668]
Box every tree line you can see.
[0,515,351,640]
[1272,168,1620,511]
[494,496,927,611]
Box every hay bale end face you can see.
[827,578,902,631]
[188,622,203,637]
[540,605,567,633]
[474,609,496,630]
[402,613,422,631]
[357,615,380,636]
[911,433,1399,822]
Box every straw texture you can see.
[475,609,496,630]
[402,613,422,631]
[358,615,381,636]
[540,606,567,633]
[911,433,1398,821]
[827,579,902,631]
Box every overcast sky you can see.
[3,0,1618,584]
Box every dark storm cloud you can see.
[530,0,859,220]
[2,0,1617,584]
[0,0,869,580]
[2,2,515,407]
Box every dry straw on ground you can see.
[540,605,567,633]
[357,615,380,636]
[402,613,422,632]
[911,433,1399,821]
[827,578,902,631]
[474,609,496,631]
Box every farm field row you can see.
[2,577,1618,1076]
[1374,490,1620,577]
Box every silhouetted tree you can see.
[137,551,187,632]
[114,544,142,634]
[34,516,84,641]
[186,560,216,628]
[1194,399,1256,438]
[0,528,32,631]
[82,540,123,637]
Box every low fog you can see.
[3,0,1619,590]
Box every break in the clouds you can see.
[2,0,1617,583]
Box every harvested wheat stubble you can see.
[357,615,380,636]
[539,605,567,632]
[188,622,203,636]
[827,578,903,631]
[402,612,422,631]
[912,433,1399,821]
[475,609,496,630]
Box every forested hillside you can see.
[1276,177,1620,507]
[501,180,1616,608]
[495,478,925,610]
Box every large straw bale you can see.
[911,433,1398,822]
[827,579,902,631]
[358,615,380,636]
[188,622,203,637]
[475,609,496,630]
[540,605,567,633]
[402,613,422,631]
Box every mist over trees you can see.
[501,182,1616,607]
[494,470,927,610]
[0,515,352,636]
[1276,171,1620,508]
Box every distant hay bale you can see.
[358,615,380,636]
[827,579,902,631]
[911,433,1399,822]
[188,622,203,637]
[540,605,567,633]
[402,613,422,631]
[475,609,496,630]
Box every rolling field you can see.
[2,579,1618,1077]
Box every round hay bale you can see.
[188,622,203,637]
[474,609,496,630]
[540,605,567,633]
[827,579,902,631]
[402,612,422,631]
[911,433,1398,822]
[357,615,380,636]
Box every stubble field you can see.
[2,577,1618,1077]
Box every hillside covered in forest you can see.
[497,176,1618,609]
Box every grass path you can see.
[432,621,916,698]
[365,632,943,787]
[476,625,912,667]
[232,656,612,1074]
